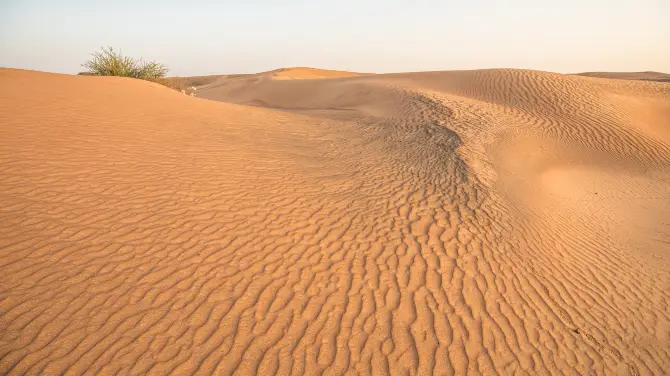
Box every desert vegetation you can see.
[82,46,168,80]
[80,47,195,93]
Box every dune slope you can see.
[1,68,669,375]
[577,71,670,83]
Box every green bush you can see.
[82,46,168,80]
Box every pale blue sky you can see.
[1,0,668,76]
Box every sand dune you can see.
[168,68,370,91]
[268,67,369,80]
[1,67,669,375]
[577,71,670,83]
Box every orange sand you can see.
[1,67,669,375]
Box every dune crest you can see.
[268,67,369,80]
[1,67,669,375]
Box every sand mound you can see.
[268,67,368,80]
[1,67,669,375]
[165,68,368,92]
[164,74,228,89]
[577,71,670,83]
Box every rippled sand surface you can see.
[1,67,669,375]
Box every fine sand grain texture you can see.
[1,67,669,375]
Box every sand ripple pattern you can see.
[1,68,669,375]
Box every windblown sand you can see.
[1,67,669,375]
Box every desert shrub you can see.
[82,47,168,80]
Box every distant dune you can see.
[268,67,369,79]
[165,73,229,88]
[577,71,670,83]
[167,67,370,90]
[1,67,669,375]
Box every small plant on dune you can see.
[82,46,168,80]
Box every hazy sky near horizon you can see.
[1,0,668,76]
